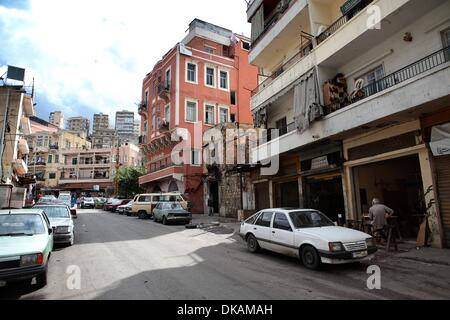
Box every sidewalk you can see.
[191,214,241,234]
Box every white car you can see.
[240,209,377,270]
[81,197,95,209]
[33,204,75,246]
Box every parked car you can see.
[131,193,188,219]
[239,209,377,270]
[94,197,107,209]
[153,202,192,225]
[33,204,75,246]
[105,199,131,212]
[80,197,95,209]
[57,193,73,208]
[37,195,57,204]
[118,201,133,215]
[0,209,54,288]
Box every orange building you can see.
[138,19,258,214]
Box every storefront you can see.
[422,108,450,248]
[299,141,345,223]
[343,120,444,247]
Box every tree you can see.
[115,167,146,198]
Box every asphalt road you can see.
[1,209,449,300]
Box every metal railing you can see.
[324,46,450,115]
[251,39,313,96]
[316,0,372,45]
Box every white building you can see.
[49,111,65,129]
[246,0,450,248]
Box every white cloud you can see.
[0,0,251,123]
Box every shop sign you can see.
[311,156,329,170]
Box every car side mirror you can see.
[48,228,53,235]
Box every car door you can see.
[253,211,274,250]
[271,212,297,257]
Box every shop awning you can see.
[430,123,450,156]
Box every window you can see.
[442,28,450,62]
[276,117,288,136]
[205,46,215,54]
[357,65,385,96]
[230,91,236,105]
[72,158,78,165]
[242,41,251,51]
[219,70,229,90]
[205,67,215,87]
[165,104,171,126]
[245,212,261,225]
[186,100,198,122]
[153,80,157,96]
[273,213,292,231]
[219,107,229,123]
[205,104,215,125]
[187,62,197,83]
[48,155,52,164]
[255,212,273,228]
[49,173,56,180]
[230,113,236,123]
[60,172,65,179]
[144,90,149,107]
[55,155,59,164]
[191,150,201,166]
[166,69,171,89]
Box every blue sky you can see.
[0,0,251,125]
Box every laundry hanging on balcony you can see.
[293,68,322,133]
[430,122,450,156]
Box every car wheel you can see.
[246,234,260,253]
[162,216,168,225]
[301,246,321,270]
[35,268,48,288]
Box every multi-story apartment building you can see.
[0,84,35,207]
[246,0,450,247]
[138,19,258,214]
[49,111,65,129]
[67,116,90,139]
[93,113,110,133]
[116,110,138,144]
[58,144,142,194]
[91,128,118,149]
[26,117,91,191]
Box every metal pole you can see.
[0,89,11,182]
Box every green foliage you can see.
[115,167,146,198]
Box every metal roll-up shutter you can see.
[435,155,450,247]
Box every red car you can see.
[105,199,131,212]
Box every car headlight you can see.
[56,226,70,234]
[366,238,376,247]
[20,253,43,267]
[328,242,345,252]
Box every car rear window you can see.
[35,206,70,219]
[0,214,46,236]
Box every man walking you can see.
[369,198,394,243]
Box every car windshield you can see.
[113,200,123,205]
[289,211,335,229]
[0,214,46,236]
[84,198,94,202]
[36,206,70,219]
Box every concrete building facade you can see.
[49,111,65,129]
[93,113,110,133]
[245,0,450,247]
[67,116,90,139]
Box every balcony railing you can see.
[316,0,373,45]
[138,103,148,117]
[264,122,297,142]
[324,46,450,115]
[251,38,313,96]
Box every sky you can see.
[0,0,251,126]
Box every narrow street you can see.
[0,209,449,300]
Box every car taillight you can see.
[37,253,44,265]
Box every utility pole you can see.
[114,137,121,196]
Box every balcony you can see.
[248,0,310,67]
[158,81,171,101]
[252,47,450,162]
[139,165,184,185]
[138,103,148,118]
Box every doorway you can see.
[304,174,345,223]
[352,154,425,238]
[208,181,219,214]
[255,182,270,211]
[274,180,300,208]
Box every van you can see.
[131,193,188,219]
